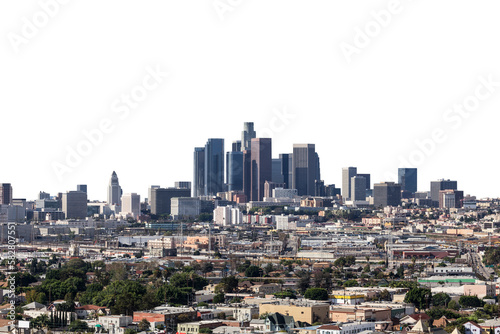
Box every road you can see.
[469,248,495,279]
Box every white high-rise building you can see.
[213,206,242,226]
[121,193,140,218]
[107,171,122,206]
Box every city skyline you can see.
[0,119,475,204]
[0,121,489,202]
[1,2,500,200]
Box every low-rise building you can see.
[176,320,224,334]
[316,321,376,334]
[329,306,391,323]
[99,315,133,334]
[259,301,330,325]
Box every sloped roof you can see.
[411,319,429,333]
[22,302,46,310]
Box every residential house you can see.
[75,305,107,319]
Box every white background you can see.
[1,0,499,201]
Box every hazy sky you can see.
[1,0,500,202]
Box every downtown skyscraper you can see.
[226,148,243,192]
[241,122,256,151]
[342,167,357,200]
[193,147,205,197]
[0,183,12,205]
[107,171,122,206]
[250,138,272,201]
[204,138,225,196]
[292,144,320,196]
[398,168,418,194]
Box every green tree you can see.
[138,319,150,331]
[218,276,239,293]
[213,293,225,304]
[379,289,391,301]
[425,307,461,320]
[296,270,310,294]
[458,295,484,308]
[245,265,262,277]
[432,293,451,307]
[304,287,329,300]
[447,300,460,310]
[404,287,432,310]
[68,320,88,332]
[202,262,214,277]
[274,290,297,299]
[169,272,208,290]
[264,263,275,274]
[343,280,358,287]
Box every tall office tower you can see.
[351,176,367,201]
[62,190,87,219]
[315,152,321,182]
[278,153,293,189]
[325,184,341,197]
[357,173,371,190]
[439,189,464,209]
[342,167,357,200]
[250,138,272,201]
[315,180,325,196]
[373,182,401,207]
[242,150,252,201]
[77,185,87,194]
[38,191,50,200]
[272,159,284,183]
[121,193,141,218]
[148,185,160,205]
[226,151,244,191]
[204,138,225,196]
[0,183,13,205]
[398,168,418,193]
[241,122,256,151]
[430,179,458,205]
[175,181,191,190]
[107,171,122,205]
[292,144,319,196]
[150,187,191,215]
[232,141,242,152]
[193,147,205,197]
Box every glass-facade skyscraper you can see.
[204,138,225,196]
[292,144,319,196]
[226,151,243,191]
[250,138,272,201]
[193,147,205,197]
[241,122,256,151]
[398,168,418,194]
